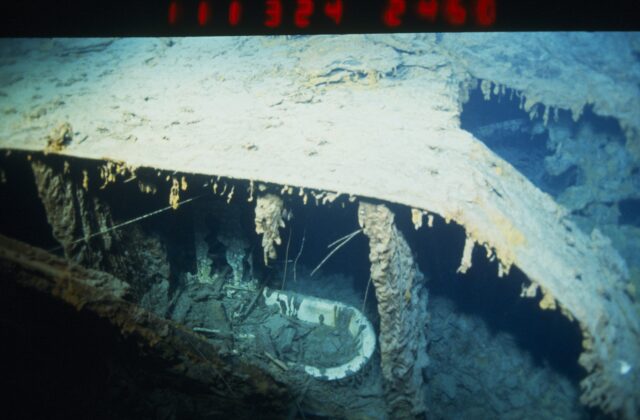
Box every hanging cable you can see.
[47,193,206,254]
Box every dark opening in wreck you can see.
[0,150,596,419]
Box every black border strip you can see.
[0,0,638,37]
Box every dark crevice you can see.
[542,164,580,197]
[1,280,142,420]
[0,153,591,418]
[0,152,58,250]
[393,203,585,384]
[619,198,640,226]
[460,84,559,196]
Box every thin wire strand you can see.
[47,194,205,254]
[362,275,372,314]
[293,228,305,283]
[327,228,361,249]
[281,226,292,290]
[310,229,362,277]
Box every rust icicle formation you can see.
[254,194,286,266]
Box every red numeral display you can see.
[295,0,314,28]
[167,0,495,29]
[383,0,406,27]
[265,0,282,28]
[197,1,211,26]
[229,0,242,26]
[416,0,438,21]
[324,0,343,24]
[475,0,496,26]
[444,0,467,25]
[168,0,181,25]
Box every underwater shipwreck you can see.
[0,34,639,419]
